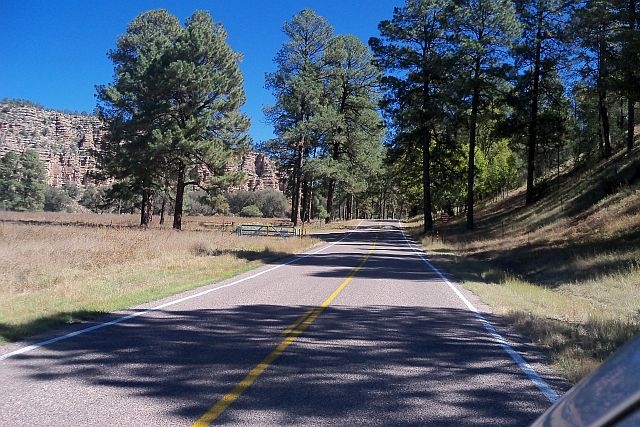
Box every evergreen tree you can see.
[370,0,456,232]
[608,0,640,151]
[96,10,183,226]
[572,0,617,159]
[512,0,572,203]
[265,9,333,225]
[18,150,46,211]
[97,9,248,230]
[320,34,383,223]
[0,151,22,210]
[452,0,520,228]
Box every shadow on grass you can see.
[503,311,640,384]
[427,248,640,384]
[192,246,293,263]
[428,215,640,288]
[0,310,106,343]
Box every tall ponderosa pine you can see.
[513,0,571,204]
[265,9,333,225]
[370,0,455,232]
[97,9,248,229]
[609,0,640,151]
[453,0,520,228]
[321,35,383,223]
[572,0,617,159]
[96,10,182,226]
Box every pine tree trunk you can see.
[628,99,635,151]
[599,30,612,158]
[628,0,636,152]
[422,128,433,233]
[467,58,481,230]
[422,67,433,233]
[140,189,152,227]
[326,178,336,224]
[159,195,166,225]
[291,140,303,225]
[301,179,311,222]
[173,163,185,230]
[600,94,612,158]
[325,142,340,224]
[526,9,543,206]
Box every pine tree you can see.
[0,151,22,210]
[452,0,520,228]
[370,0,456,232]
[513,0,572,203]
[321,35,383,223]
[97,9,248,229]
[265,9,333,225]
[572,0,617,159]
[17,150,46,211]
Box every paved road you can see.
[0,220,560,426]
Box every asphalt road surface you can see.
[0,220,561,426]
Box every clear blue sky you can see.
[0,1,403,144]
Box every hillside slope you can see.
[426,147,640,383]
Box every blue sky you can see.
[0,1,403,144]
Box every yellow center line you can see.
[192,235,379,427]
[281,308,316,336]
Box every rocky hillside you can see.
[0,100,101,187]
[0,100,281,192]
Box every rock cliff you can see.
[0,101,102,187]
[0,100,281,192]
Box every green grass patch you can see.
[428,247,640,384]
[0,215,319,344]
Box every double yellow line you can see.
[193,237,378,426]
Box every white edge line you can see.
[0,220,364,362]
[398,224,559,403]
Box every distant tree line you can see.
[0,150,289,218]
[7,3,637,228]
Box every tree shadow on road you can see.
[5,304,560,426]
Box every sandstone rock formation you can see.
[232,152,283,192]
[0,100,102,187]
[0,100,281,192]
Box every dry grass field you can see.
[0,211,319,343]
[413,151,640,384]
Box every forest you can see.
[262,0,640,231]
[3,0,639,234]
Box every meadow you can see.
[0,211,319,343]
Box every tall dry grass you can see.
[0,212,318,342]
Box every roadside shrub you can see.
[79,185,106,213]
[257,188,288,217]
[240,204,263,218]
[227,189,287,218]
[44,186,71,212]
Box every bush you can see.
[240,204,263,217]
[79,185,106,213]
[258,188,288,217]
[44,186,71,212]
[227,189,288,218]
[61,182,79,199]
